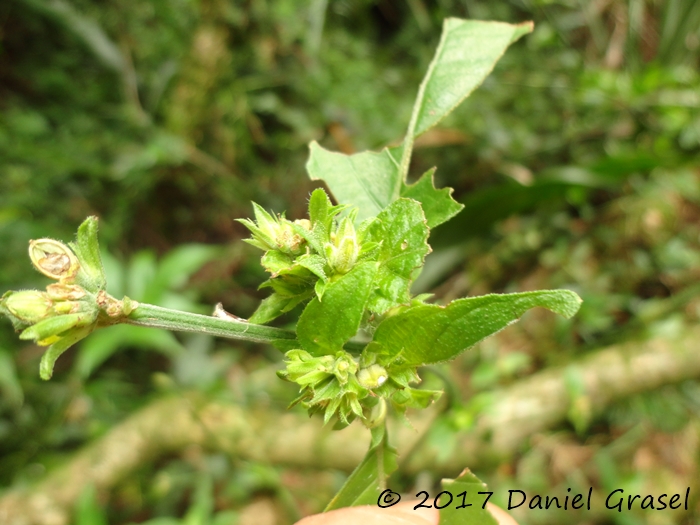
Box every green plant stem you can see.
[126,303,298,344]
[126,303,368,352]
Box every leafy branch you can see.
[0,16,582,523]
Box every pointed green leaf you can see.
[306,142,402,221]
[20,313,88,342]
[367,199,430,314]
[308,187,346,229]
[325,427,397,511]
[371,290,582,366]
[248,292,308,324]
[439,469,498,525]
[401,168,464,228]
[297,262,378,356]
[301,188,346,252]
[398,19,533,179]
[40,325,94,380]
[70,216,107,291]
[295,254,327,281]
[307,19,531,222]
[408,19,533,140]
[261,250,294,275]
[314,279,327,300]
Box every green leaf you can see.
[439,469,498,525]
[70,216,107,291]
[297,262,378,356]
[401,168,464,228]
[399,18,533,180]
[325,426,397,511]
[309,187,346,231]
[295,254,327,281]
[261,250,294,274]
[20,313,88,342]
[307,19,531,221]
[306,142,402,222]
[367,199,430,314]
[248,292,309,324]
[40,325,94,380]
[371,290,582,366]
[407,19,533,140]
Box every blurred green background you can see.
[1,0,700,524]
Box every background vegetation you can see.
[1,0,700,524]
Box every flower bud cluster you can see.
[237,190,380,324]
[0,218,137,379]
[277,347,439,428]
[1,240,100,346]
[279,350,385,427]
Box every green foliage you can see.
[4,1,700,524]
[307,19,533,226]
[253,18,579,433]
[0,14,584,520]
[367,290,581,367]
[401,168,463,229]
[236,16,580,510]
[0,217,143,378]
[297,262,378,356]
[409,20,532,134]
[366,198,431,314]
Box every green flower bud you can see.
[332,351,358,385]
[29,239,80,282]
[236,203,280,252]
[278,350,334,386]
[325,217,360,274]
[3,290,53,324]
[357,364,389,389]
[237,204,307,255]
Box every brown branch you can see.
[3,326,700,525]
